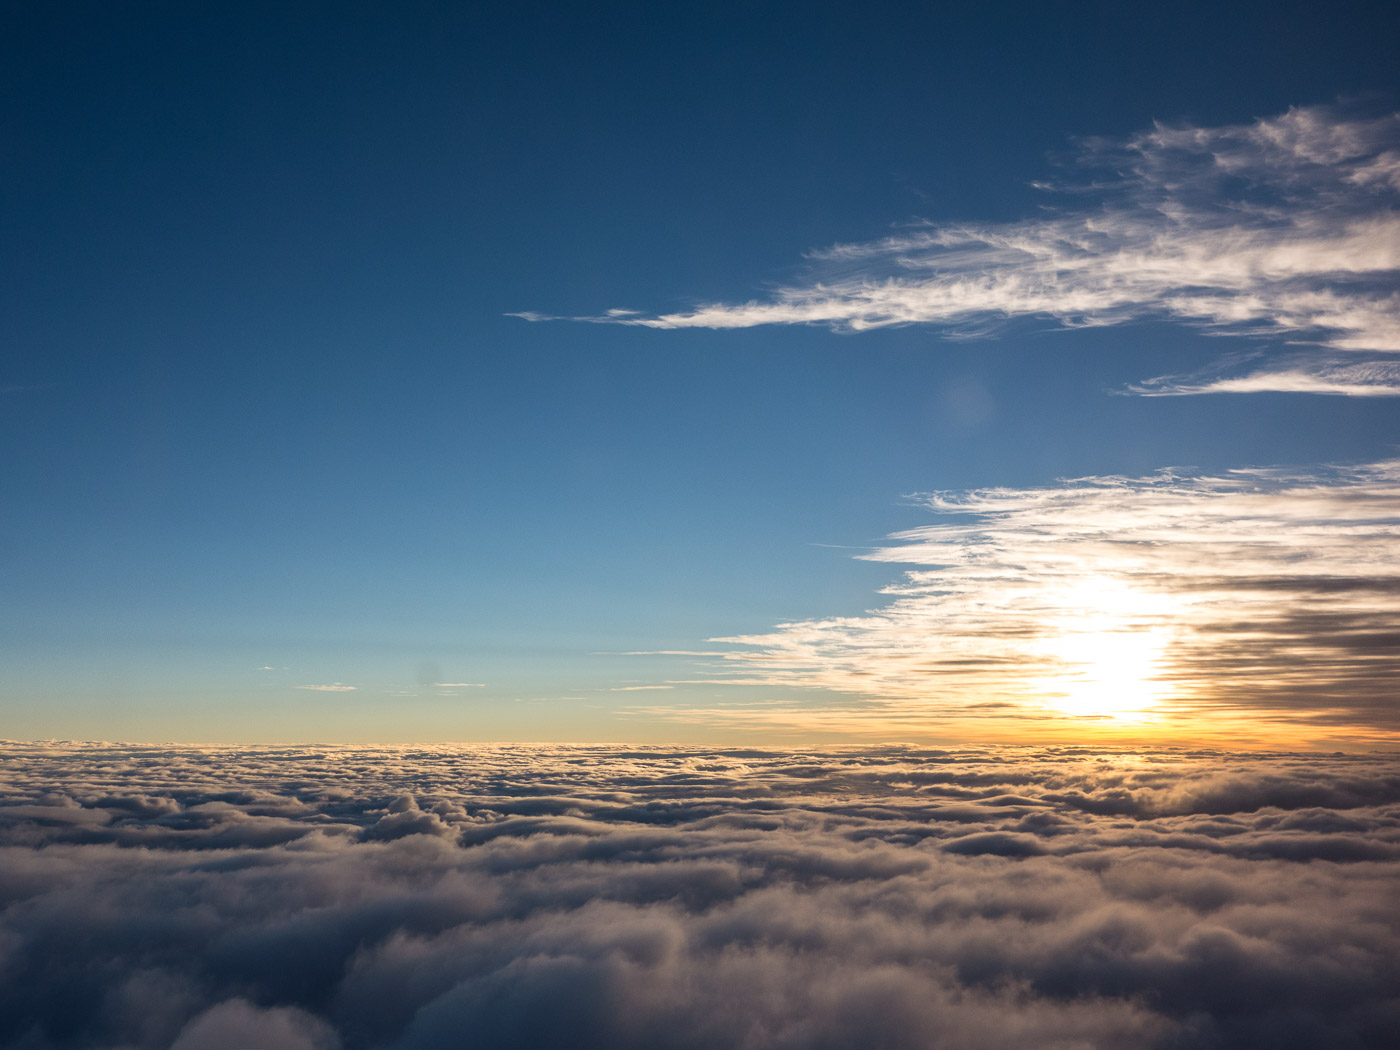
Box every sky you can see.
[4,1,1400,745]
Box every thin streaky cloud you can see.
[609,650,734,657]
[294,683,357,692]
[432,682,485,688]
[662,678,815,687]
[699,460,1400,742]
[520,105,1400,397]
[1133,355,1400,396]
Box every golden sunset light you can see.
[704,464,1400,747]
[4,5,1397,1048]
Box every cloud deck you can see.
[1,744,1397,1049]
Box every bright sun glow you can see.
[1034,579,1176,721]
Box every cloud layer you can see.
[521,105,1400,396]
[0,743,1396,1049]
[699,461,1400,744]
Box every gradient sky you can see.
[4,1,1399,744]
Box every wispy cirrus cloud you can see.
[519,105,1400,396]
[295,683,357,692]
[700,460,1400,743]
[1133,354,1400,396]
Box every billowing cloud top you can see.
[1,743,1397,1049]
[695,460,1400,745]
[519,106,1400,396]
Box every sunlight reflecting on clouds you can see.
[695,462,1400,745]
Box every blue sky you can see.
[4,2,1399,743]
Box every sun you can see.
[1033,579,1176,721]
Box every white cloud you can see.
[432,682,484,688]
[521,105,1400,396]
[702,460,1400,743]
[295,683,357,692]
[1133,355,1400,396]
[3,743,1398,1048]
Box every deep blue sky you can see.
[4,1,1399,741]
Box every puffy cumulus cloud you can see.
[170,999,340,1050]
[701,460,1400,745]
[519,105,1400,397]
[0,743,1397,1049]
